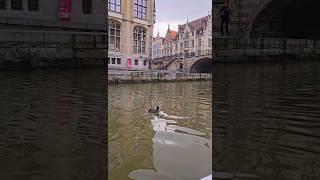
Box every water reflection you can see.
[129,112,211,180]
[213,62,320,180]
[108,81,212,180]
[0,68,106,180]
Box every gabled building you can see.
[152,31,164,59]
[151,13,212,71]
[163,25,177,57]
[175,14,212,58]
[108,0,156,71]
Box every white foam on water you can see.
[159,111,190,120]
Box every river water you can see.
[213,62,320,180]
[0,68,107,180]
[108,81,212,180]
[3,61,317,180]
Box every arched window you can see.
[108,21,121,51]
[134,0,147,20]
[133,26,146,54]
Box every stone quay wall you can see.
[0,30,107,69]
[108,71,212,83]
[213,38,320,62]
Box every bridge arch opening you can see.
[250,0,320,39]
[189,58,212,73]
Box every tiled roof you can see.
[170,30,178,39]
[165,30,177,41]
[179,16,209,32]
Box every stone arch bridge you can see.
[214,0,320,39]
[185,55,212,73]
[162,54,212,73]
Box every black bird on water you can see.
[148,106,160,113]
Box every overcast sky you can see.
[153,0,212,37]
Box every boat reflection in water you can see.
[129,111,212,180]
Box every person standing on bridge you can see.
[179,63,183,72]
[219,5,230,36]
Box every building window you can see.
[192,31,194,36]
[112,58,116,64]
[11,0,22,10]
[108,58,110,64]
[143,60,147,66]
[102,35,106,43]
[134,0,147,20]
[135,60,138,65]
[108,21,121,51]
[184,40,189,48]
[208,38,212,47]
[175,43,178,50]
[28,0,39,11]
[191,40,194,47]
[198,38,201,47]
[185,32,189,39]
[82,0,92,14]
[133,26,146,54]
[0,0,6,9]
[117,58,121,64]
[108,0,120,13]
[180,42,183,48]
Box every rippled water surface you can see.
[108,81,212,180]
[213,62,320,180]
[0,68,107,180]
